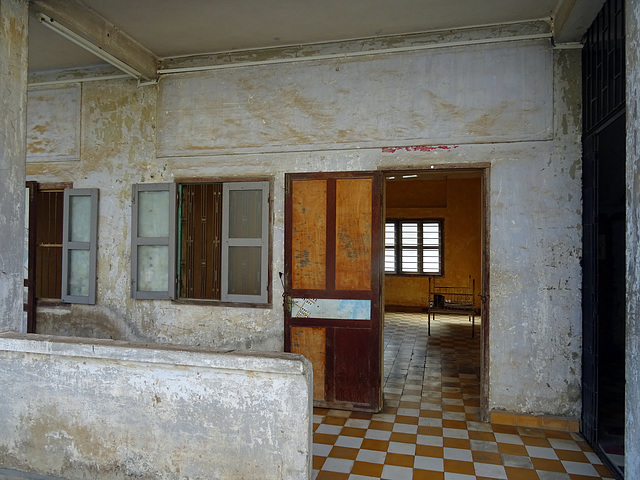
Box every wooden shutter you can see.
[178,183,222,300]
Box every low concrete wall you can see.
[0,333,312,479]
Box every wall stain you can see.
[382,144,459,153]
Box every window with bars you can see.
[34,189,64,299]
[178,183,222,300]
[385,219,443,275]
[131,181,270,304]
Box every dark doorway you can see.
[581,0,626,477]
[23,182,69,333]
[595,114,626,476]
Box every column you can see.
[626,1,640,477]
[0,0,28,332]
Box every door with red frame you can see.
[284,171,383,412]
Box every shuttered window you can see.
[25,183,91,304]
[178,182,269,303]
[385,219,443,275]
[221,182,269,304]
[133,181,270,304]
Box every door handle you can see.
[284,295,293,315]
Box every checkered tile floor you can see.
[312,312,614,480]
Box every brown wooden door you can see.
[24,182,37,333]
[284,171,383,412]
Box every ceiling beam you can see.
[553,0,606,43]
[29,0,158,80]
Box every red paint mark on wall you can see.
[382,145,459,153]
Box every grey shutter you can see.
[221,181,269,304]
[61,188,98,304]
[131,183,176,299]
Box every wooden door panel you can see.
[25,183,37,333]
[335,178,372,291]
[333,328,371,404]
[285,171,383,412]
[291,326,326,401]
[291,180,327,290]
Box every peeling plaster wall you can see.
[488,48,582,417]
[27,85,80,161]
[0,333,312,479]
[26,35,583,416]
[625,0,640,475]
[157,40,552,156]
[0,0,28,333]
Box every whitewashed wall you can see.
[0,333,312,479]
[158,41,552,156]
[26,36,583,417]
[26,85,81,162]
[487,48,583,417]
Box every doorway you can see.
[582,113,626,478]
[283,168,487,414]
[580,0,626,476]
[383,168,487,416]
[23,182,70,333]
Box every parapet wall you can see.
[0,333,312,479]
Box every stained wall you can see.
[25,32,583,417]
[487,47,583,417]
[0,333,312,479]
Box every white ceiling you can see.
[27,0,604,75]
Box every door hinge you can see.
[284,294,292,315]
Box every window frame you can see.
[131,183,177,300]
[385,218,443,276]
[61,188,99,304]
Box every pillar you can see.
[626,0,640,477]
[0,0,28,332]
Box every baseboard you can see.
[490,411,580,432]
[384,305,425,313]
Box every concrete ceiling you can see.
[27,0,605,76]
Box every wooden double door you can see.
[284,172,383,412]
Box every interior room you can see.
[384,170,483,314]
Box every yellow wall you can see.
[385,176,482,309]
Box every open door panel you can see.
[284,171,383,412]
